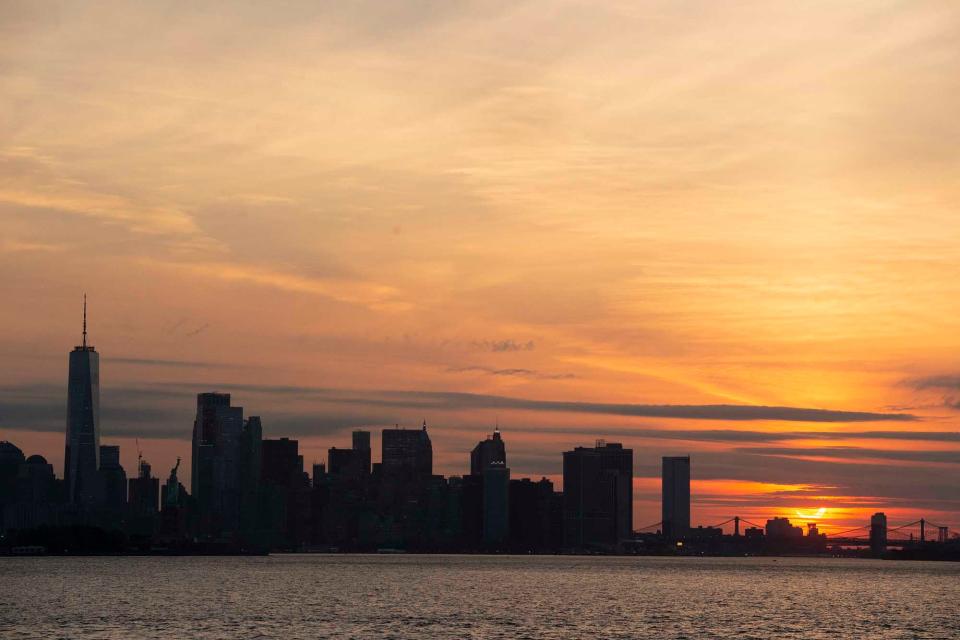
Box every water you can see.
[1,555,958,639]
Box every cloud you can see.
[734,446,960,465]
[446,365,575,380]
[471,339,535,352]
[901,374,960,409]
[145,382,915,422]
[108,356,225,369]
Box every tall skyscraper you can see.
[381,422,433,480]
[98,444,127,509]
[662,456,691,540]
[469,428,510,546]
[352,430,371,475]
[562,441,633,550]
[870,512,887,556]
[64,296,101,505]
[191,392,244,537]
[470,428,506,476]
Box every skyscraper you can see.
[562,441,633,550]
[470,428,506,476]
[662,456,691,540]
[98,444,127,509]
[381,422,433,480]
[64,296,101,506]
[353,430,372,475]
[191,392,244,537]
[470,428,510,546]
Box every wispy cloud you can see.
[447,365,575,380]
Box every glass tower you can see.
[64,296,101,505]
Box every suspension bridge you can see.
[633,515,954,548]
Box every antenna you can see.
[82,294,87,347]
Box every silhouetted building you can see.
[471,428,506,476]
[381,423,432,480]
[482,462,510,546]
[662,456,690,540]
[766,517,803,540]
[129,458,159,513]
[191,392,244,538]
[509,477,561,552]
[563,441,633,550]
[98,445,127,509]
[0,441,25,518]
[238,416,262,541]
[870,512,887,556]
[352,430,371,475]
[261,437,310,548]
[328,447,367,480]
[65,297,101,506]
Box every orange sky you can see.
[1,0,959,533]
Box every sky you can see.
[1,0,959,534]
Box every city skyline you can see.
[0,304,955,534]
[2,1,960,534]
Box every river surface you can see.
[1,555,958,639]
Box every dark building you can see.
[352,430,371,475]
[98,445,127,509]
[261,437,310,548]
[328,448,366,479]
[509,477,561,552]
[191,392,244,538]
[470,428,506,476]
[238,416,262,540]
[870,512,887,556]
[662,456,691,540]
[468,429,510,547]
[64,297,101,506]
[128,457,160,516]
[381,423,432,480]
[0,441,26,517]
[563,441,633,550]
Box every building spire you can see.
[82,294,87,348]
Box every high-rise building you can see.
[128,457,160,515]
[482,462,509,546]
[661,456,690,540]
[191,392,245,537]
[562,441,633,550]
[98,445,127,509]
[352,430,371,475]
[468,428,509,546]
[381,422,432,480]
[65,297,101,505]
[870,512,887,556]
[470,428,506,476]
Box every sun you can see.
[794,507,827,520]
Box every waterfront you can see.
[2,555,958,639]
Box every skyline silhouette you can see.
[0,300,956,535]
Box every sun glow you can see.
[794,508,827,520]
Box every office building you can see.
[191,392,245,537]
[662,456,690,540]
[64,297,101,505]
[563,441,633,550]
[98,445,127,509]
[381,423,432,480]
[471,428,506,476]
[870,512,887,556]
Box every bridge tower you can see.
[734,516,740,537]
[938,526,948,544]
[920,518,925,544]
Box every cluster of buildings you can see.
[1,305,940,557]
